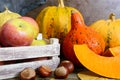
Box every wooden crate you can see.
[0,38,60,79]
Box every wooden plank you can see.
[0,38,60,61]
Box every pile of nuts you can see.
[20,60,74,80]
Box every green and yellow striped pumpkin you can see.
[36,0,83,43]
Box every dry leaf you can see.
[77,70,118,80]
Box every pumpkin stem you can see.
[4,5,8,10]
[109,13,115,21]
[58,0,64,7]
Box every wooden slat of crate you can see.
[0,38,60,61]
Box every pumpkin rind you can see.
[36,0,83,43]
[90,13,120,48]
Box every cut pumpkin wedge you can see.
[102,46,120,57]
[74,44,120,79]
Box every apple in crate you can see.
[19,16,39,38]
[0,17,35,47]
[31,33,47,46]
[31,39,47,46]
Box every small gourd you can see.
[62,10,105,66]
[36,0,83,43]
[90,13,120,49]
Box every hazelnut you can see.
[37,65,52,78]
[59,60,74,73]
[54,66,69,79]
[20,67,36,80]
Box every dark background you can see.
[0,0,46,15]
[0,0,120,25]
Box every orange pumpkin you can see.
[62,10,105,66]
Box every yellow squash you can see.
[36,0,83,43]
[90,13,120,48]
[0,7,21,29]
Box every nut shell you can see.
[54,66,69,79]
[37,65,52,78]
[20,67,36,80]
[59,60,74,73]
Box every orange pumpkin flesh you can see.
[74,44,120,79]
[102,46,120,57]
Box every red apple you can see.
[0,18,35,47]
[19,16,39,38]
